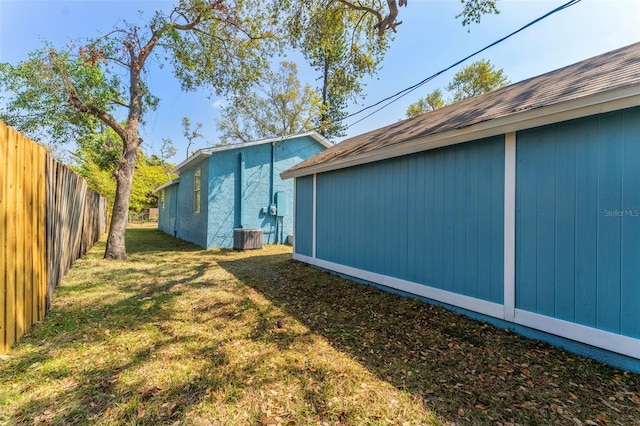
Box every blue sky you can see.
[1,0,639,163]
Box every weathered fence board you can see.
[1,120,106,353]
[46,157,106,312]
[1,122,47,353]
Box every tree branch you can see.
[67,93,125,140]
[335,0,405,35]
[110,99,130,108]
[335,0,382,27]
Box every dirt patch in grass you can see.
[1,227,638,425]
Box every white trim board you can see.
[311,174,317,259]
[311,257,505,319]
[179,131,333,174]
[503,132,516,322]
[292,252,315,265]
[292,177,297,254]
[292,253,640,360]
[514,310,640,360]
[153,178,180,194]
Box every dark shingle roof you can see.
[285,42,640,176]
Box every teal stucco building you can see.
[282,43,640,371]
[156,132,331,249]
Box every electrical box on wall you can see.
[275,191,289,217]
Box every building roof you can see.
[172,131,332,174]
[281,42,640,179]
[153,178,180,193]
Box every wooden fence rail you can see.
[1,121,106,353]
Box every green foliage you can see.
[0,44,113,146]
[160,0,279,95]
[0,0,502,258]
[447,58,510,102]
[72,127,176,212]
[216,62,322,144]
[406,89,446,118]
[72,148,116,203]
[285,0,389,139]
[0,0,284,258]
[406,59,509,117]
[457,0,500,28]
[0,0,281,153]
[279,0,499,138]
[182,116,204,158]
[160,137,177,160]
[130,153,176,212]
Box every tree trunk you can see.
[103,140,137,260]
[319,58,330,136]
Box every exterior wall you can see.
[207,144,269,248]
[158,183,179,236]
[175,159,210,248]
[309,136,505,303]
[275,136,326,243]
[516,107,640,339]
[291,107,640,369]
[207,135,327,248]
[294,175,314,257]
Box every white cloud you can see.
[211,99,225,108]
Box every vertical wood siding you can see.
[515,107,640,338]
[1,121,106,353]
[314,136,505,303]
[294,176,314,257]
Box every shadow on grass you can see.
[217,253,640,425]
[1,229,236,425]
[124,227,203,256]
[6,230,358,425]
[3,228,638,425]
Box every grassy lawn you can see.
[1,227,638,425]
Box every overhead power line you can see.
[342,0,583,130]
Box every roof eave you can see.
[304,130,333,149]
[153,178,180,194]
[172,151,212,174]
[281,85,640,179]
[174,132,332,175]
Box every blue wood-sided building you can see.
[282,44,640,371]
[156,132,331,249]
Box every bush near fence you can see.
[1,121,107,353]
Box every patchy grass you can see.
[0,227,638,425]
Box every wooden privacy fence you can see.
[1,121,107,353]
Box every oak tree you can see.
[286,0,499,138]
[406,59,509,117]
[406,88,446,118]
[1,0,500,260]
[0,0,278,259]
[215,62,322,144]
[286,1,388,138]
[73,130,176,217]
[335,0,499,35]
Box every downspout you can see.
[239,151,245,228]
[173,183,178,237]
[270,142,275,207]
[270,141,276,243]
